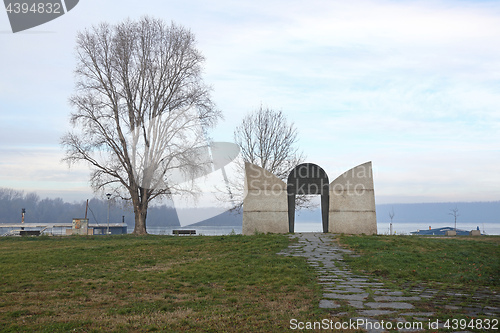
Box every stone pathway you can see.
[277,233,500,333]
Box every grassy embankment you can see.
[338,234,499,324]
[338,235,499,289]
[0,234,498,332]
[0,234,323,332]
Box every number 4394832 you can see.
[444,318,498,330]
[5,2,62,14]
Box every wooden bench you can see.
[172,229,196,235]
[20,230,41,236]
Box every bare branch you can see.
[220,105,308,211]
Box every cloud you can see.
[200,0,500,204]
[0,147,89,194]
[1,0,499,204]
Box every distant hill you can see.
[2,187,497,228]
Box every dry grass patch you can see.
[0,234,323,332]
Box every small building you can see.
[1,222,128,236]
[411,227,476,236]
[91,224,128,235]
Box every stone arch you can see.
[242,161,377,235]
[287,163,329,233]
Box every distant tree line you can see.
[0,188,180,227]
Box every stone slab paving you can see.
[277,232,500,333]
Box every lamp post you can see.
[21,208,25,231]
[106,193,111,235]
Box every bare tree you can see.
[222,106,305,211]
[389,207,395,234]
[449,207,459,231]
[61,17,221,235]
[235,106,304,179]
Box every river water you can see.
[2,222,498,236]
[144,221,500,236]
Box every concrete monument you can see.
[242,161,377,235]
[242,163,289,235]
[329,162,377,235]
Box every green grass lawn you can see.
[338,235,500,290]
[337,235,500,327]
[0,234,323,332]
[1,233,498,332]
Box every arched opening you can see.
[287,163,329,233]
[294,195,323,232]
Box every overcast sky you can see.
[1,0,499,205]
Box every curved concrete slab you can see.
[329,162,377,235]
[242,163,288,235]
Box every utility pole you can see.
[449,207,459,231]
[85,199,89,219]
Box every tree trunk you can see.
[132,187,148,235]
[133,210,147,235]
